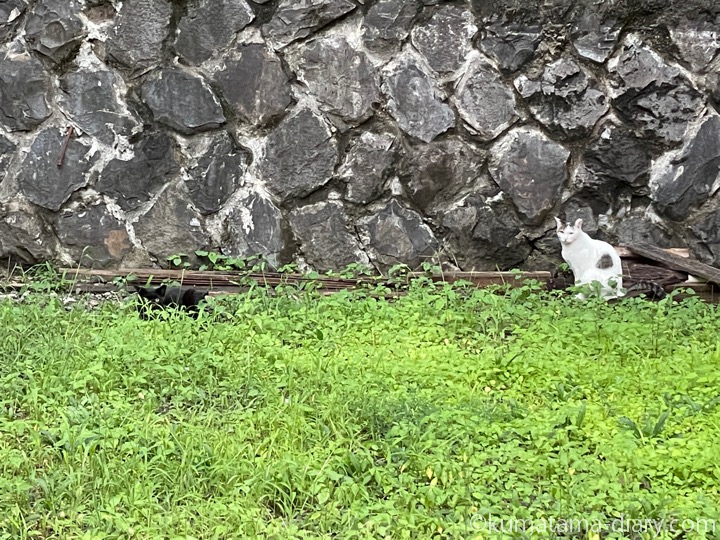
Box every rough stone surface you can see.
[262,0,356,49]
[84,3,115,26]
[611,213,676,248]
[85,0,113,10]
[58,69,140,146]
[339,130,397,205]
[651,115,720,221]
[489,129,570,226]
[17,128,99,212]
[0,48,51,132]
[185,133,248,215]
[141,69,226,135]
[134,183,210,265]
[443,200,531,271]
[609,37,705,143]
[290,201,366,271]
[4,0,720,272]
[362,0,420,53]
[479,17,542,74]
[175,0,254,65]
[571,10,622,63]
[454,58,518,141]
[515,58,609,140]
[213,43,292,126]
[669,16,720,73]
[688,209,720,266]
[559,199,602,236]
[381,54,455,143]
[410,5,477,75]
[0,199,57,265]
[0,0,27,41]
[106,0,172,74]
[24,0,85,64]
[260,108,338,201]
[54,203,132,267]
[0,134,16,182]
[579,121,654,199]
[357,200,438,270]
[294,36,379,128]
[710,72,720,107]
[97,133,179,211]
[225,193,288,269]
[398,137,488,214]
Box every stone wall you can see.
[1,0,719,272]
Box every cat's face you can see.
[555,217,584,244]
[134,284,166,303]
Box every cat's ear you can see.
[574,218,583,230]
[133,284,148,297]
[155,284,167,297]
[554,216,563,230]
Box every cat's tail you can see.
[624,280,667,300]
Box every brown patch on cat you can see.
[596,253,614,270]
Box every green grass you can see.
[1,279,719,539]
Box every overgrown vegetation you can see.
[1,270,719,539]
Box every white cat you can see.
[555,217,624,300]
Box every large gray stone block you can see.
[515,58,609,140]
[260,108,338,201]
[579,121,654,200]
[262,0,356,49]
[55,203,132,267]
[141,69,226,135]
[381,54,455,143]
[443,199,531,271]
[106,0,172,74]
[224,193,289,269]
[410,5,477,75]
[688,208,720,266]
[0,135,16,183]
[213,43,293,127]
[357,200,438,270]
[134,183,210,265]
[489,128,570,226]
[97,133,179,211]
[174,0,254,65]
[398,137,487,214]
[0,47,52,132]
[669,16,720,73]
[58,69,140,146]
[185,133,249,215]
[0,0,27,41]
[651,115,720,221]
[339,130,398,205]
[609,37,704,143]
[571,10,622,63]
[290,201,367,271]
[293,36,379,129]
[17,128,99,211]
[362,0,420,53]
[455,58,518,141]
[0,199,57,265]
[24,0,85,64]
[479,17,541,74]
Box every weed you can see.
[0,275,719,537]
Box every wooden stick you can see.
[56,126,74,168]
[627,243,720,286]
